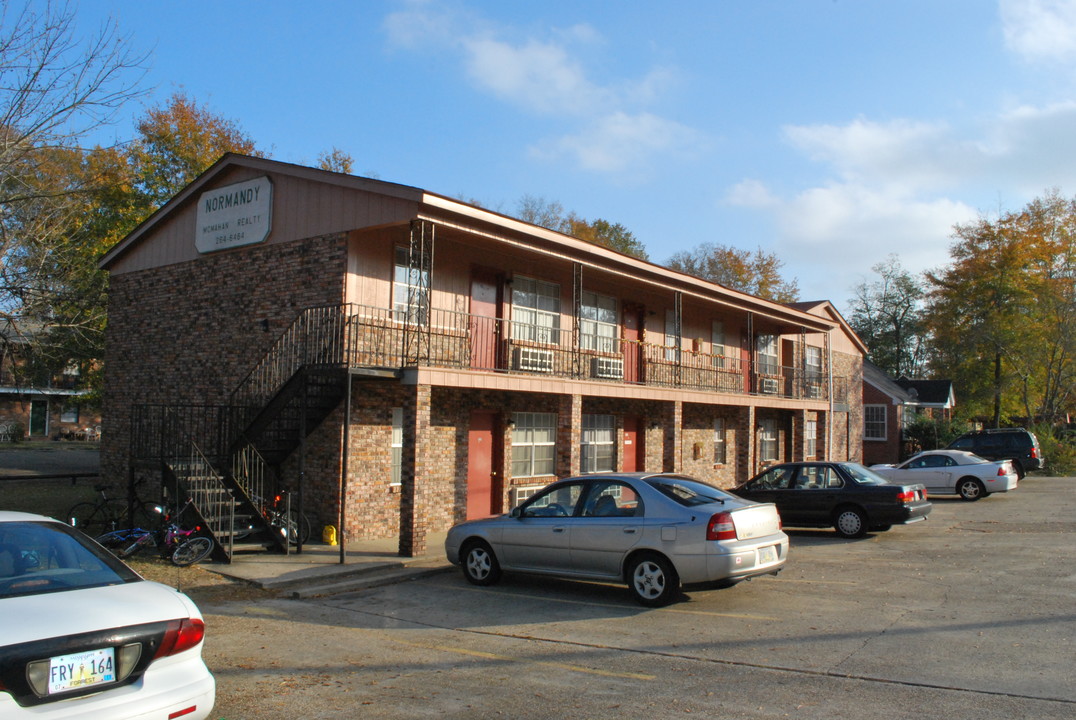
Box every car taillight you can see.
[897,489,917,503]
[154,618,205,659]
[707,512,737,541]
[1031,447,1040,458]
[998,465,1009,476]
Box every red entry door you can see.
[467,411,499,519]
[470,270,499,370]
[622,416,643,472]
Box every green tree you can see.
[514,194,648,260]
[849,255,927,378]
[924,191,1076,425]
[665,242,799,302]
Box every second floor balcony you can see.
[233,304,842,411]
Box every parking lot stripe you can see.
[392,639,656,680]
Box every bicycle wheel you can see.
[170,536,214,566]
[122,501,162,530]
[94,529,133,552]
[278,510,312,546]
[68,501,125,536]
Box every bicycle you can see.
[233,492,312,546]
[95,499,215,567]
[66,482,159,537]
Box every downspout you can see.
[827,330,833,459]
[339,373,352,564]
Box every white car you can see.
[0,511,215,719]
[871,450,1018,501]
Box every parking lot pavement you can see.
[199,477,1076,719]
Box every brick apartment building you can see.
[98,154,866,557]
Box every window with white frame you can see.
[512,412,557,477]
[714,417,727,464]
[393,246,429,323]
[665,309,679,361]
[756,334,779,375]
[391,407,403,485]
[60,404,79,424]
[581,414,615,473]
[805,346,823,379]
[864,405,887,440]
[512,276,561,344]
[759,418,778,462]
[712,320,726,368]
[806,419,818,458]
[580,291,618,353]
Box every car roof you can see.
[0,510,59,523]
[910,449,984,462]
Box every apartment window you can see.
[759,418,778,462]
[805,346,823,378]
[393,246,429,323]
[712,320,726,368]
[756,334,779,376]
[512,412,557,477]
[391,407,403,485]
[714,417,727,464]
[665,309,679,361]
[512,276,560,344]
[864,405,887,441]
[581,414,615,473]
[580,292,618,354]
[806,419,818,458]
[60,404,79,424]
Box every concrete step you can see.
[287,561,453,599]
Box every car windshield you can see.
[837,463,890,485]
[0,521,141,599]
[645,475,730,506]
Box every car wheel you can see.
[1011,461,1026,480]
[833,506,868,539]
[957,478,985,501]
[461,540,501,586]
[627,552,680,607]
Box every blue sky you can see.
[73,0,1076,312]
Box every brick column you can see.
[557,394,582,477]
[662,400,683,472]
[399,384,431,557]
[737,405,755,482]
[792,409,807,462]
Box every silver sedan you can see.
[871,449,1019,501]
[445,472,788,607]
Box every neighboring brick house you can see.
[0,319,100,442]
[97,154,867,557]
[862,360,955,465]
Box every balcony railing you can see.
[334,303,836,402]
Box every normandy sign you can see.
[195,175,273,253]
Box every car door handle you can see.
[623,528,637,534]
[552,526,566,533]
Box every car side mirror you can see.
[510,506,522,519]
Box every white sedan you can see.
[0,511,215,719]
[871,450,1018,501]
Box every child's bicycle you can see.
[95,498,215,567]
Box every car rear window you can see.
[645,475,732,506]
[0,521,141,599]
[837,463,890,485]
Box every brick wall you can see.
[101,233,348,484]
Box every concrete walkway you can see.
[203,532,454,598]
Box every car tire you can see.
[461,540,501,586]
[957,478,985,501]
[833,506,868,539]
[627,552,680,607]
[1011,461,1026,480]
[872,524,892,532]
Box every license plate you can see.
[758,545,778,565]
[47,648,116,694]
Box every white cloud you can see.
[724,179,779,208]
[1000,0,1076,63]
[382,2,696,175]
[531,111,702,176]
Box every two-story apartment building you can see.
[98,154,865,558]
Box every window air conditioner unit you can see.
[510,485,544,508]
[760,377,780,395]
[512,347,554,373]
[807,383,823,399]
[591,356,624,379]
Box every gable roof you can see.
[787,300,869,355]
[863,360,916,403]
[896,377,956,409]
